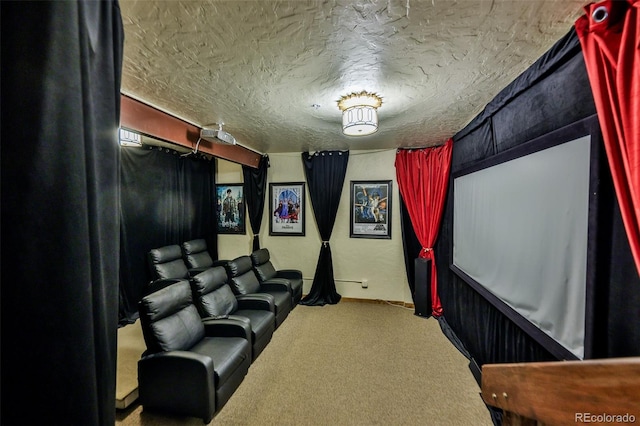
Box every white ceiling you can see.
[119,0,586,154]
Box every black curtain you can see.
[1,2,123,425]
[300,151,350,306]
[242,155,270,251]
[119,146,217,323]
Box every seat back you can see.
[225,256,261,295]
[190,267,238,317]
[181,239,214,269]
[250,248,277,282]
[148,245,190,280]
[138,280,204,354]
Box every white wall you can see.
[216,149,412,304]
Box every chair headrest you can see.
[149,257,189,280]
[225,256,253,277]
[139,280,193,322]
[191,266,228,296]
[182,239,207,255]
[250,248,271,266]
[149,245,183,264]
[138,280,204,352]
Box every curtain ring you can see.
[592,5,608,23]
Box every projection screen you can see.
[452,134,592,360]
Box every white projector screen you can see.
[452,135,592,359]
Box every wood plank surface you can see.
[482,357,640,425]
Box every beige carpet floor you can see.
[116,301,492,426]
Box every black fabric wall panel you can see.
[493,54,596,154]
[454,29,582,143]
[451,120,495,172]
[435,27,640,367]
[606,200,640,357]
[119,147,217,323]
[440,277,557,366]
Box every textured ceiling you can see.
[119,0,586,154]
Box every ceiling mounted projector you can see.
[200,124,237,145]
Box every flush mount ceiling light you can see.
[337,91,382,136]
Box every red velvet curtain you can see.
[395,138,453,316]
[576,0,640,275]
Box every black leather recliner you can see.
[225,256,292,328]
[181,238,227,276]
[137,280,252,423]
[190,266,276,361]
[148,244,190,282]
[251,248,303,307]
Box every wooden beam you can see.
[119,95,261,168]
[482,357,640,425]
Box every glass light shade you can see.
[342,105,378,136]
[338,91,382,137]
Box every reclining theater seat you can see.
[148,244,190,282]
[190,266,276,361]
[225,256,292,328]
[251,248,303,307]
[181,238,227,276]
[137,280,252,423]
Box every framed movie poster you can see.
[216,183,246,234]
[350,180,392,239]
[269,182,305,236]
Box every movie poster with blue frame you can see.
[216,183,246,234]
[350,180,392,239]
[269,182,305,236]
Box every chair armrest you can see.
[138,350,215,386]
[138,351,216,413]
[236,294,275,312]
[275,269,303,280]
[260,278,292,293]
[202,317,251,340]
[139,350,213,371]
